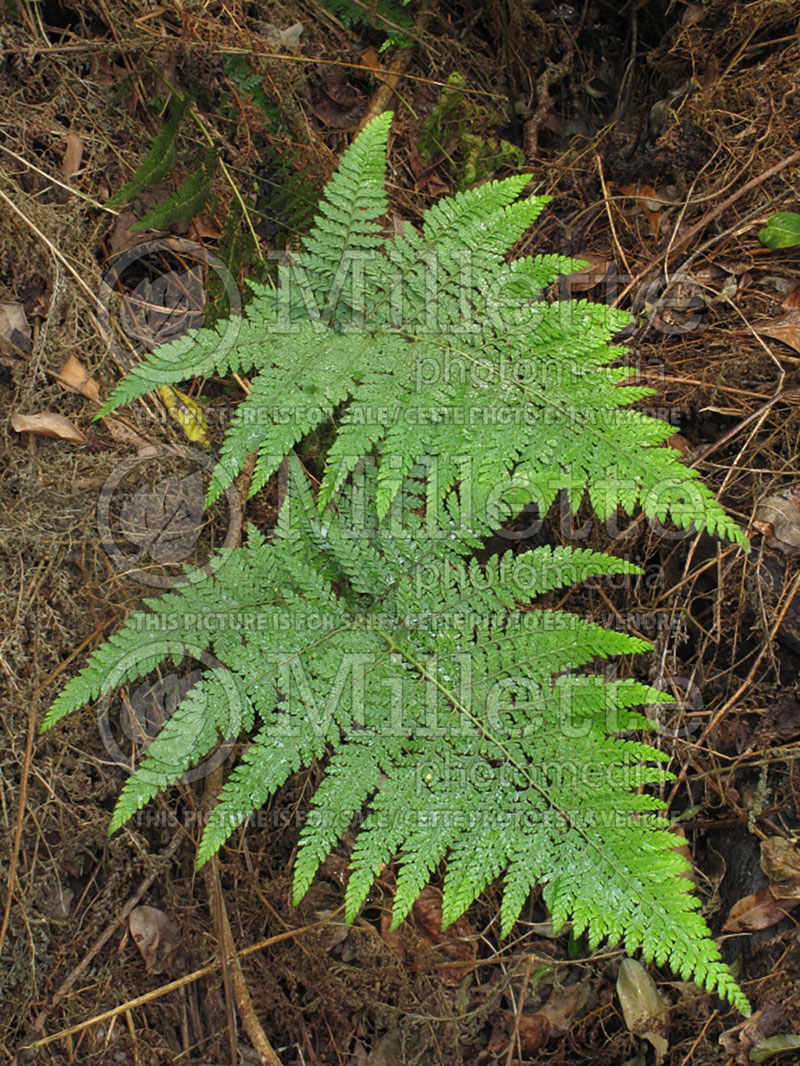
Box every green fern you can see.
[419,71,525,191]
[96,111,747,550]
[44,457,748,1012]
[319,0,414,50]
[107,94,188,208]
[130,147,217,232]
[46,111,752,1014]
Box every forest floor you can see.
[2,1,800,1063]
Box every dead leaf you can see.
[57,355,101,402]
[188,215,221,241]
[366,1033,404,1066]
[681,4,704,27]
[782,287,800,310]
[617,957,669,1062]
[318,851,350,889]
[754,310,800,353]
[379,911,403,954]
[360,46,382,72]
[617,182,663,240]
[62,131,84,178]
[108,209,144,255]
[18,275,49,318]
[312,68,368,128]
[666,433,691,458]
[541,983,582,1034]
[563,253,612,292]
[671,824,696,880]
[407,138,453,196]
[380,886,477,986]
[107,184,177,252]
[264,22,304,50]
[55,355,148,449]
[719,1006,786,1066]
[410,885,453,943]
[416,888,464,946]
[0,301,32,355]
[722,887,800,932]
[753,689,800,747]
[754,487,800,553]
[484,1009,550,1061]
[103,416,149,450]
[760,837,800,899]
[128,905,179,974]
[10,411,85,443]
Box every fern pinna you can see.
[45,113,749,1012]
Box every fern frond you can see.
[107,95,187,208]
[206,326,379,503]
[95,302,275,415]
[299,110,391,315]
[98,111,745,549]
[131,148,217,232]
[110,669,254,833]
[46,113,752,1015]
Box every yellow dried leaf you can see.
[159,384,210,447]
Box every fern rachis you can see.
[46,113,750,1014]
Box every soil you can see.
[2,1,800,1064]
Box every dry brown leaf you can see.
[617,182,663,239]
[760,837,800,899]
[107,184,175,252]
[666,433,691,458]
[57,354,101,402]
[671,825,696,880]
[754,488,800,553]
[485,1009,550,1060]
[188,216,222,241]
[62,131,84,178]
[380,886,477,986]
[781,287,800,310]
[412,886,473,943]
[10,411,86,443]
[128,905,180,974]
[108,209,143,255]
[379,910,403,954]
[508,1012,551,1055]
[360,45,381,72]
[722,887,799,932]
[312,68,367,129]
[55,355,149,449]
[103,416,149,450]
[754,310,800,353]
[753,689,800,748]
[564,253,612,292]
[0,301,32,355]
[540,983,582,1035]
[719,1006,786,1066]
[20,275,49,319]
